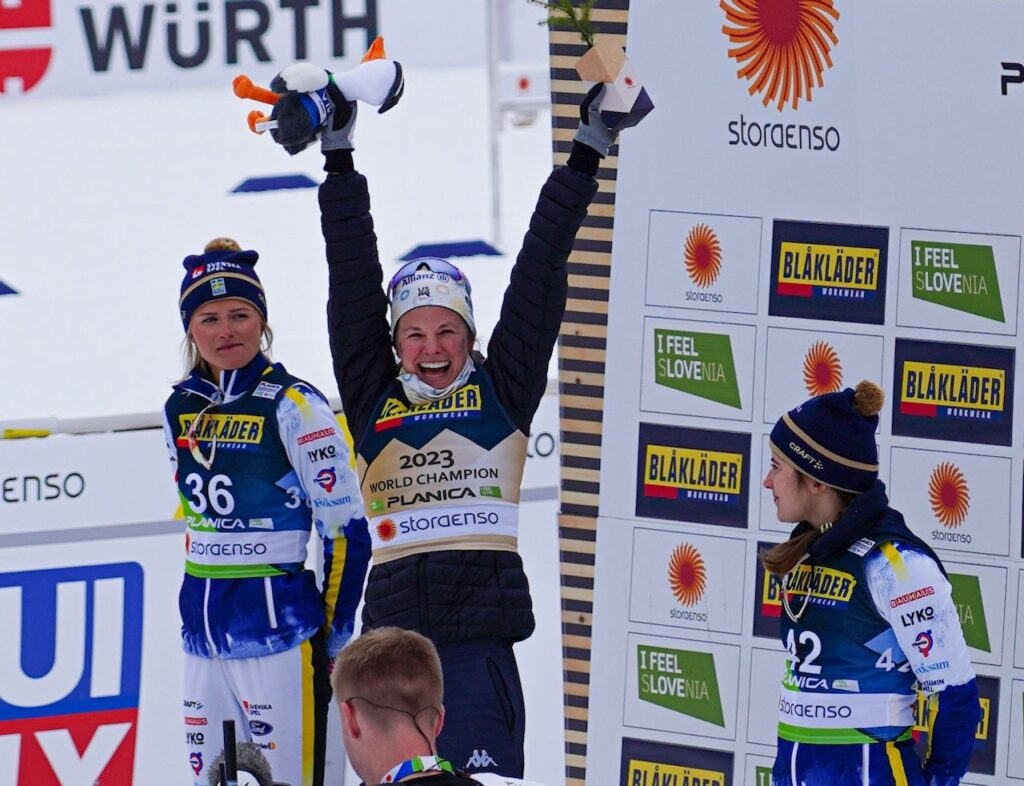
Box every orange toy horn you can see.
[233,74,279,105]
[361,35,386,62]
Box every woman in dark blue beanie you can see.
[163,237,371,786]
[761,381,980,786]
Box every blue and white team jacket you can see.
[162,354,370,660]
[775,493,980,785]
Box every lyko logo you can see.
[722,0,840,110]
[802,340,843,397]
[683,224,722,288]
[0,0,54,94]
[0,563,144,785]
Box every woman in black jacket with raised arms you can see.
[314,81,638,777]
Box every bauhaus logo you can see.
[802,340,843,396]
[721,0,839,111]
[0,563,144,785]
[684,224,722,289]
[0,0,53,94]
[668,543,707,607]
[928,462,970,529]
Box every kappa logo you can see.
[722,0,840,111]
[928,462,970,528]
[0,0,54,95]
[465,749,498,769]
[668,543,707,607]
[684,224,722,288]
[803,341,843,396]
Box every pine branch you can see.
[528,0,597,47]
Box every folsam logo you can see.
[0,563,144,785]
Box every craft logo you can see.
[722,0,842,151]
[913,674,998,775]
[948,573,991,653]
[769,220,888,323]
[803,341,843,396]
[637,644,725,726]
[177,413,264,451]
[653,329,741,408]
[910,241,1004,322]
[619,738,733,786]
[892,339,1014,446]
[753,541,784,638]
[0,1,53,95]
[375,385,482,431]
[668,543,707,607]
[684,224,722,288]
[0,563,144,785]
[636,423,751,528]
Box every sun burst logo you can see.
[376,518,397,542]
[802,341,843,396]
[721,0,841,111]
[668,543,707,606]
[684,224,723,288]
[928,462,970,528]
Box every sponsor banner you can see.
[1014,571,1024,669]
[1007,680,1024,780]
[889,447,1011,557]
[912,674,999,776]
[752,539,784,639]
[628,527,747,635]
[746,647,788,746]
[641,317,757,421]
[891,338,1015,447]
[897,228,1020,335]
[768,220,888,325]
[619,737,733,786]
[0,563,144,784]
[624,633,740,741]
[944,561,1007,666]
[644,210,762,315]
[745,754,775,786]
[635,423,751,529]
[0,429,176,534]
[762,327,885,425]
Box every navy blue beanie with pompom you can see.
[769,381,883,493]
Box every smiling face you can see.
[188,299,263,379]
[394,306,472,389]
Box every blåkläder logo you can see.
[911,241,1004,323]
[654,329,741,408]
[637,644,724,726]
[722,0,840,111]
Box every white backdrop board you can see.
[588,2,1024,784]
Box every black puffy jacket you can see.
[320,159,597,645]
